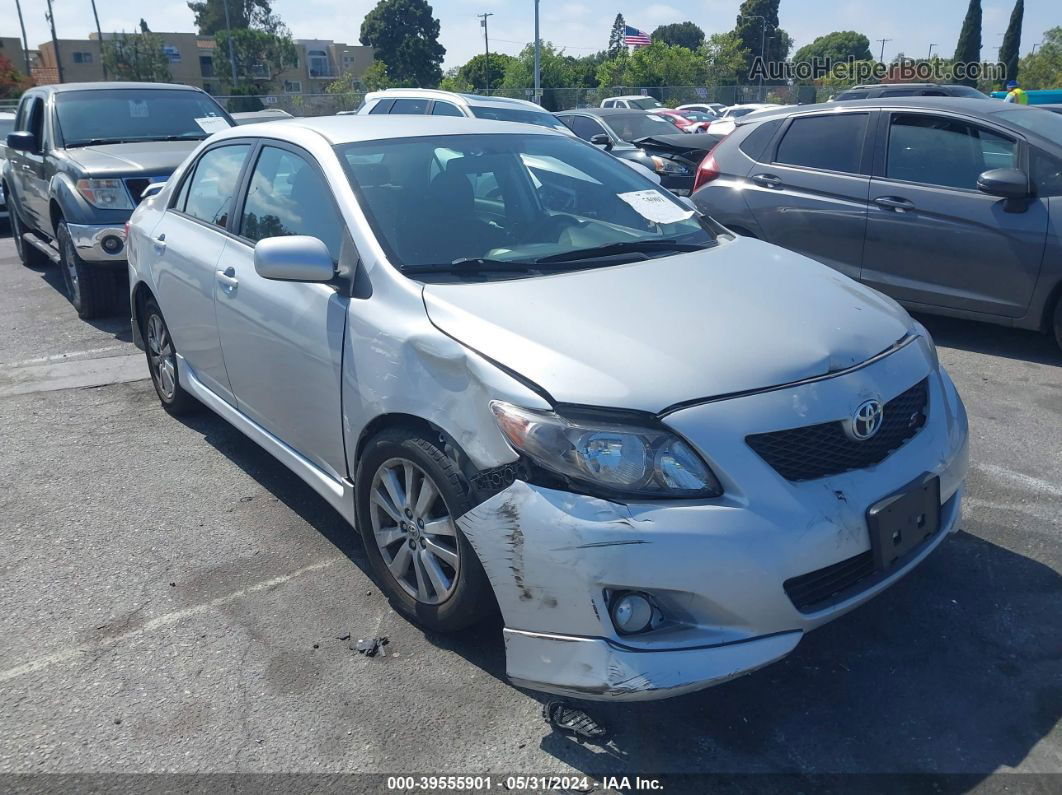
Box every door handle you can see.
[874,196,915,212]
[152,233,166,253]
[751,173,782,188]
[216,266,239,291]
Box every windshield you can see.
[995,107,1062,141]
[55,89,231,146]
[469,105,569,132]
[629,97,663,110]
[602,112,679,142]
[337,132,716,280]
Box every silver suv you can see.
[356,89,570,133]
[127,116,968,701]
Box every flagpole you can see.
[533,0,540,104]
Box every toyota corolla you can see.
[125,116,969,700]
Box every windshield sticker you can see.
[194,116,230,134]
[617,190,694,224]
[129,100,150,118]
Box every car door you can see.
[151,142,252,405]
[861,111,1048,317]
[11,95,48,229]
[740,111,874,279]
[213,143,349,479]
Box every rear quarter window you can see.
[738,119,783,161]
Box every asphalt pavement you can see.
[0,230,1059,788]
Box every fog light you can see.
[101,235,124,255]
[610,592,654,635]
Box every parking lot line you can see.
[0,353,147,398]
[975,463,1062,498]
[0,557,343,685]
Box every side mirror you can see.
[6,131,37,153]
[140,182,166,200]
[977,168,1030,199]
[589,133,613,150]
[253,236,335,282]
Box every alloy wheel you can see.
[145,313,177,400]
[61,234,81,306]
[369,457,460,604]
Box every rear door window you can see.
[368,99,394,115]
[885,113,1018,189]
[390,98,428,115]
[431,102,463,117]
[774,113,868,173]
[739,119,783,161]
[181,144,251,228]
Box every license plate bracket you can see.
[867,474,941,571]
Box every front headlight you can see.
[490,401,722,499]
[76,179,134,210]
[649,155,690,175]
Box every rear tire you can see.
[141,296,199,416]
[56,220,120,319]
[9,204,48,268]
[355,428,495,633]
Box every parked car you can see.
[834,83,987,101]
[677,103,725,115]
[653,108,717,132]
[691,97,1062,349]
[0,110,14,224]
[1036,104,1062,115]
[127,114,967,701]
[600,95,664,110]
[232,108,294,125]
[356,89,570,133]
[556,108,722,194]
[1,82,233,318]
[706,104,787,135]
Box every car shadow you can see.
[174,409,1060,779]
[24,254,134,342]
[915,312,1060,366]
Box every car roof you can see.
[31,81,205,94]
[560,107,654,117]
[604,95,655,101]
[364,88,545,111]
[740,95,1020,122]
[211,114,563,145]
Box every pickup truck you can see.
[2,82,233,318]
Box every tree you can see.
[998,0,1024,85]
[597,41,711,106]
[187,0,279,35]
[704,33,750,86]
[0,53,32,100]
[501,42,577,110]
[360,0,445,87]
[608,14,627,57]
[1017,26,1062,89]
[456,52,516,92]
[732,0,791,82]
[438,67,473,94]
[953,0,982,86]
[651,22,705,51]
[792,31,872,72]
[101,30,173,83]
[214,27,297,92]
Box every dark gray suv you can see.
[691,97,1062,349]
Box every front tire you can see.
[355,428,494,632]
[141,297,198,415]
[56,220,120,319]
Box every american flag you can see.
[623,26,651,47]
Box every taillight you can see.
[123,222,130,238]
[692,134,730,193]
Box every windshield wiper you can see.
[534,239,708,264]
[402,259,544,276]
[64,138,136,147]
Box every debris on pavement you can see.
[336,632,351,641]
[351,636,390,657]
[542,701,609,741]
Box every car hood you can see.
[422,236,914,413]
[64,140,201,176]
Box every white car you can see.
[677,103,724,116]
[127,115,968,701]
[600,95,664,110]
[707,104,792,135]
[356,88,570,133]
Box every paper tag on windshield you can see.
[195,116,230,134]
[617,190,694,225]
[129,100,149,118]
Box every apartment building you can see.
[28,32,373,95]
[0,37,32,75]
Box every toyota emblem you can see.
[847,399,884,441]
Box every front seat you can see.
[412,167,506,264]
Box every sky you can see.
[10,0,1057,73]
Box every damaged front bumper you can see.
[458,345,969,701]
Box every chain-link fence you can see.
[215,84,831,117]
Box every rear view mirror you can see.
[977,168,1030,199]
[589,133,612,150]
[253,236,335,282]
[6,131,37,153]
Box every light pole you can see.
[13,0,32,76]
[90,0,107,79]
[928,43,937,59]
[533,0,541,104]
[222,0,239,90]
[45,0,64,83]
[478,12,493,95]
[877,38,892,63]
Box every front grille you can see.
[125,178,152,204]
[784,551,875,611]
[746,378,928,482]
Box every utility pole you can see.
[14,0,32,76]
[927,43,937,59]
[877,38,892,63]
[478,12,493,95]
[1031,43,1040,55]
[533,0,541,104]
[222,0,239,90]
[740,14,769,103]
[90,0,108,80]
[46,0,64,83]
